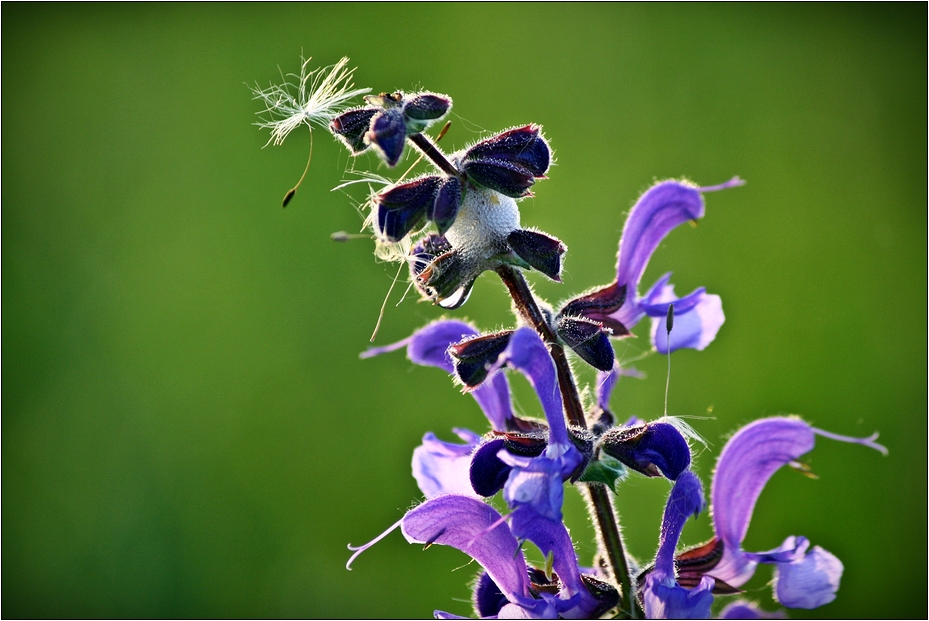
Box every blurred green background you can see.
[3,4,925,618]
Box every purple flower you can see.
[717,601,786,619]
[412,429,482,499]
[348,494,614,618]
[558,178,742,354]
[642,471,715,619]
[594,364,694,481]
[647,417,886,616]
[483,328,586,525]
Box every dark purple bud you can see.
[403,93,452,122]
[598,422,691,480]
[558,282,629,336]
[461,158,538,198]
[463,125,551,177]
[330,107,378,154]
[409,233,452,277]
[473,571,509,618]
[449,330,514,387]
[365,108,407,166]
[469,439,511,497]
[415,249,476,309]
[555,316,615,372]
[507,229,566,281]
[429,176,463,235]
[375,176,441,242]
[581,574,620,618]
[459,125,550,197]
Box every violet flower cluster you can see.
[253,58,888,619]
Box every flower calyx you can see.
[374,174,463,241]
[459,124,551,198]
[597,422,692,481]
[449,330,516,388]
[330,91,452,166]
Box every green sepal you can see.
[578,456,628,492]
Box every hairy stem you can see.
[407,133,461,178]
[495,265,639,618]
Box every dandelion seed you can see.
[252,57,370,147]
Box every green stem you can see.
[495,265,639,618]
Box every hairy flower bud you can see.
[554,316,615,371]
[330,91,453,167]
[330,107,378,153]
[366,108,407,166]
[506,229,566,281]
[460,125,551,198]
[598,422,691,480]
[449,330,514,387]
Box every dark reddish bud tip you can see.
[558,282,629,336]
[449,330,514,387]
[375,176,441,241]
[330,107,378,154]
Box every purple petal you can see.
[640,273,704,314]
[499,600,557,619]
[645,285,725,353]
[406,319,477,371]
[708,418,816,587]
[616,181,705,296]
[745,534,809,565]
[642,573,715,619]
[811,427,888,455]
[401,495,532,607]
[719,600,786,619]
[773,543,843,609]
[655,471,705,576]
[502,455,565,522]
[505,509,607,619]
[699,176,745,193]
[491,327,567,445]
[412,429,481,499]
